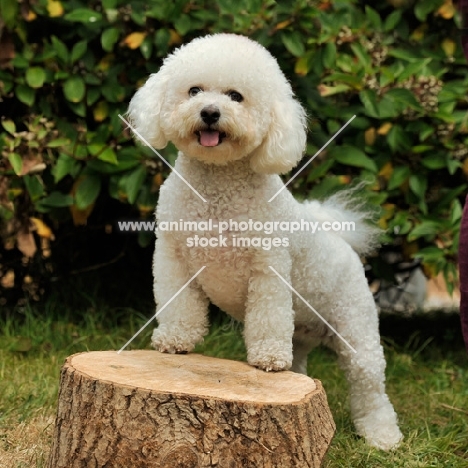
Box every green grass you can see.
[0,299,467,467]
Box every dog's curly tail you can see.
[304,186,382,256]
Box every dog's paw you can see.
[151,328,196,354]
[354,406,403,451]
[247,339,293,372]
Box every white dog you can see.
[128,33,403,450]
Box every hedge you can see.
[0,0,466,301]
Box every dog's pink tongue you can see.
[200,130,220,147]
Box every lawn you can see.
[0,282,467,467]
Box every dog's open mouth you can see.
[196,130,227,147]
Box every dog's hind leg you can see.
[291,337,313,374]
[329,293,403,450]
[291,325,322,375]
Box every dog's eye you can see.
[189,87,202,97]
[228,91,243,102]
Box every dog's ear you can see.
[249,97,307,174]
[127,72,168,149]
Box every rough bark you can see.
[47,351,335,467]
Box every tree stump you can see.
[47,351,335,468]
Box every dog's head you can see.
[128,34,307,174]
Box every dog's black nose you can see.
[200,105,220,125]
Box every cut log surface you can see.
[47,351,335,468]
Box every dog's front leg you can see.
[244,248,294,372]
[151,232,209,354]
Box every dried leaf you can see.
[93,101,108,122]
[377,122,393,135]
[70,204,94,226]
[365,127,376,146]
[441,38,456,57]
[379,162,393,180]
[47,0,64,17]
[0,33,15,66]
[123,32,147,49]
[275,20,292,30]
[30,217,55,240]
[436,0,455,20]
[1,270,15,288]
[462,157,468,176]
[152,173,163,190]
[169,29,182,46]
[21,155,45,176]
[17,230,37,257]
[410,24,427,42]
[40,237,52,258]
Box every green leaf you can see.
[414,0,443,21]
[397,58,432,82]
[387,49,420,62]
[52,153,81,183]
[40,191,74,207]
[409,174,427,200]
[26,67,46,88]
[87,155,140,174]
[64,8,103,23]
[63,76,86,103]
[98,147,118,164]
[8,153,22,175]
[70,41,88,63]
[330,146,377,173]
[101,83,125,102]
[306,159,334,182]
[47,138,71,148]
[451,199,463,224]
[23,175,44,201]
[413,246,444,261]
[385,88,423,110]
[384,10,402,31]
[87,87,101,106]
[51,36,69,63]
[16,84,35,106]
[387,125,412,152]
[322,73,362,87]
[138,230,154,248]
[67,101,87,117]
[1,119,15,134]
[365,6,382,30]
[174,14,191,35]
[125,165,147,204]
[350,43,372,71]
[359,90,379,118]
[447,158,461,175]
[75,174,102,209]
[387,166,410,190]
[101,28,120,52]
[322,43,336,69]
[281,31,305,57]
[421,154,445,169]
[0,0,18,27]
[378,95,400,118]
[408,221,439,241]
[140,36,153,60]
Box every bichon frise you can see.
[128,33,403,450]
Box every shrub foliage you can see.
[0,0,466,300]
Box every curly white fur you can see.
[128,33,403,451]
